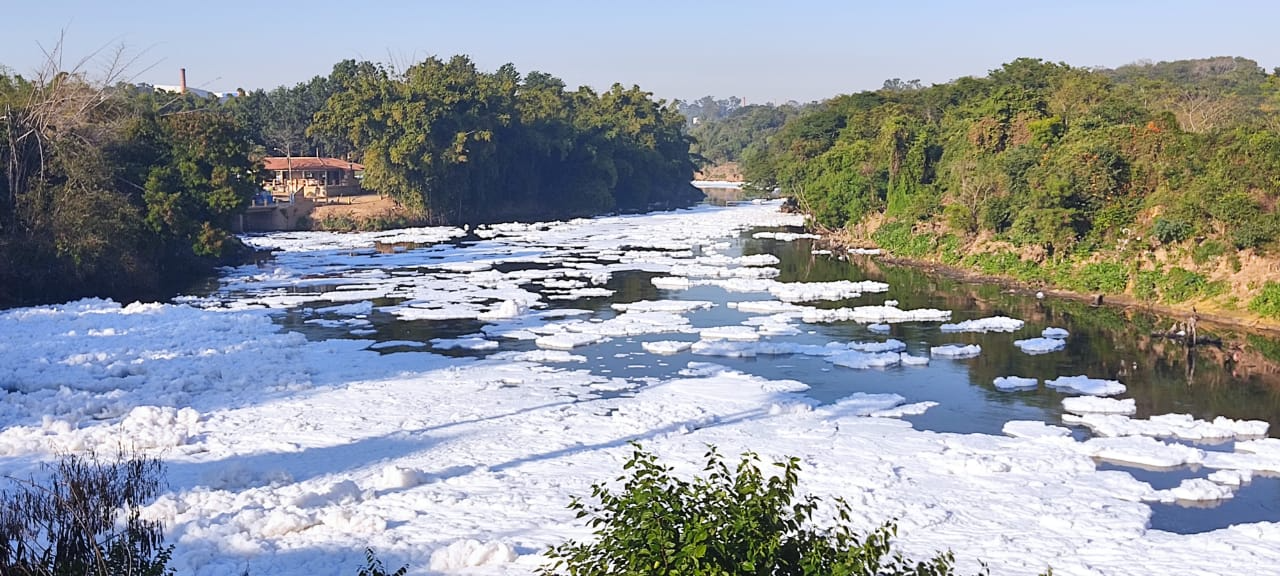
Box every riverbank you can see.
[818,229,1280,339]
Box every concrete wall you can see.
[234,196,314,232]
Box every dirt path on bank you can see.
[309,194,401,222]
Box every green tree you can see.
[542,445,974,576]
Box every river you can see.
[3,200,1280,575]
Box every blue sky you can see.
[5,0,1278,104]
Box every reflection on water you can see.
[749,235,1280,437]
[1099,462,1280,533]
[748,234,1280,535]
[225,220,1280,535]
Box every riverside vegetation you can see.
[693,57,1280,324]
[541,445,990,576]
[0,52,698,308]
[1,448,995,576]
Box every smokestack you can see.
[179,68,187,94]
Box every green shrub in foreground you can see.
[356,548,407,576]
[541,444,981,576]
[0,452,174,576]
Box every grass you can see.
[1248,281,1280,319]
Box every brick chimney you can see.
[179,68,187,94]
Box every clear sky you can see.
[5,0,1278,104]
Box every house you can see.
[263,156,365,200]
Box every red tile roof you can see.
[263,157,364,171]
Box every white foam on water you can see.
[432,336,500,351]
[993,376,1039,391]
[803,305,951,324]
[6,203,1280,576]
[940,316,1025,333]
[1042,327,1070,339]
[650,276,692,290]
[753,231,820,241]
[487,350,587,364]
[688,340,755,358]
[1003,421,1072,439]
[1203,438,1280,474]
[613,300,713,313]
[728,300,806,315]
[1046,375,1126,397]
[899,352,930,366]
[1084,436,1206,468]
[1014,338,1067,355]
[642,340,694,355]
[1149,478,1236,503]
[768,280,889,303]
[931,344,982,359]
[1063,412,1268,441]
[698,325,762,341]
[1062,397,1136,416]
[871,401,938,418]
[369,340,427,350]
[848,339,908,353]
[821,392,907,416]
[534,332,606,350]
[827,351,903,370]
[1208,469,1253,487]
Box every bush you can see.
[1134,270,1162,302]
[1248,333,1280,363]
[1229,214,1278,250]
[960,251,1046,283]
[0,452,174,576]
[541,444,979,576]
[1160,267,1209,303]
[1152,217,1192,244]
[356,548,407,576]
[872,221,935,259]
[1191,240,1226,266]
[1249,281,1280,319]
[938,234,964,265]
[316,213,360,232]
[944,203,977,234]
[1071,261,1129,294]
[978,196,1012,232]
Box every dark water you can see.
[747,234,1280,437]
[233,222,1280,535]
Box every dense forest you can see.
[720,57,1280,320]
[0,53,699,307]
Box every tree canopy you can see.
[309,57,700,223]
[731,57,1280,311]
[1,62,259,306]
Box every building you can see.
[235,194,314,233]
[148,68,237,101]
[263,156,365,200]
